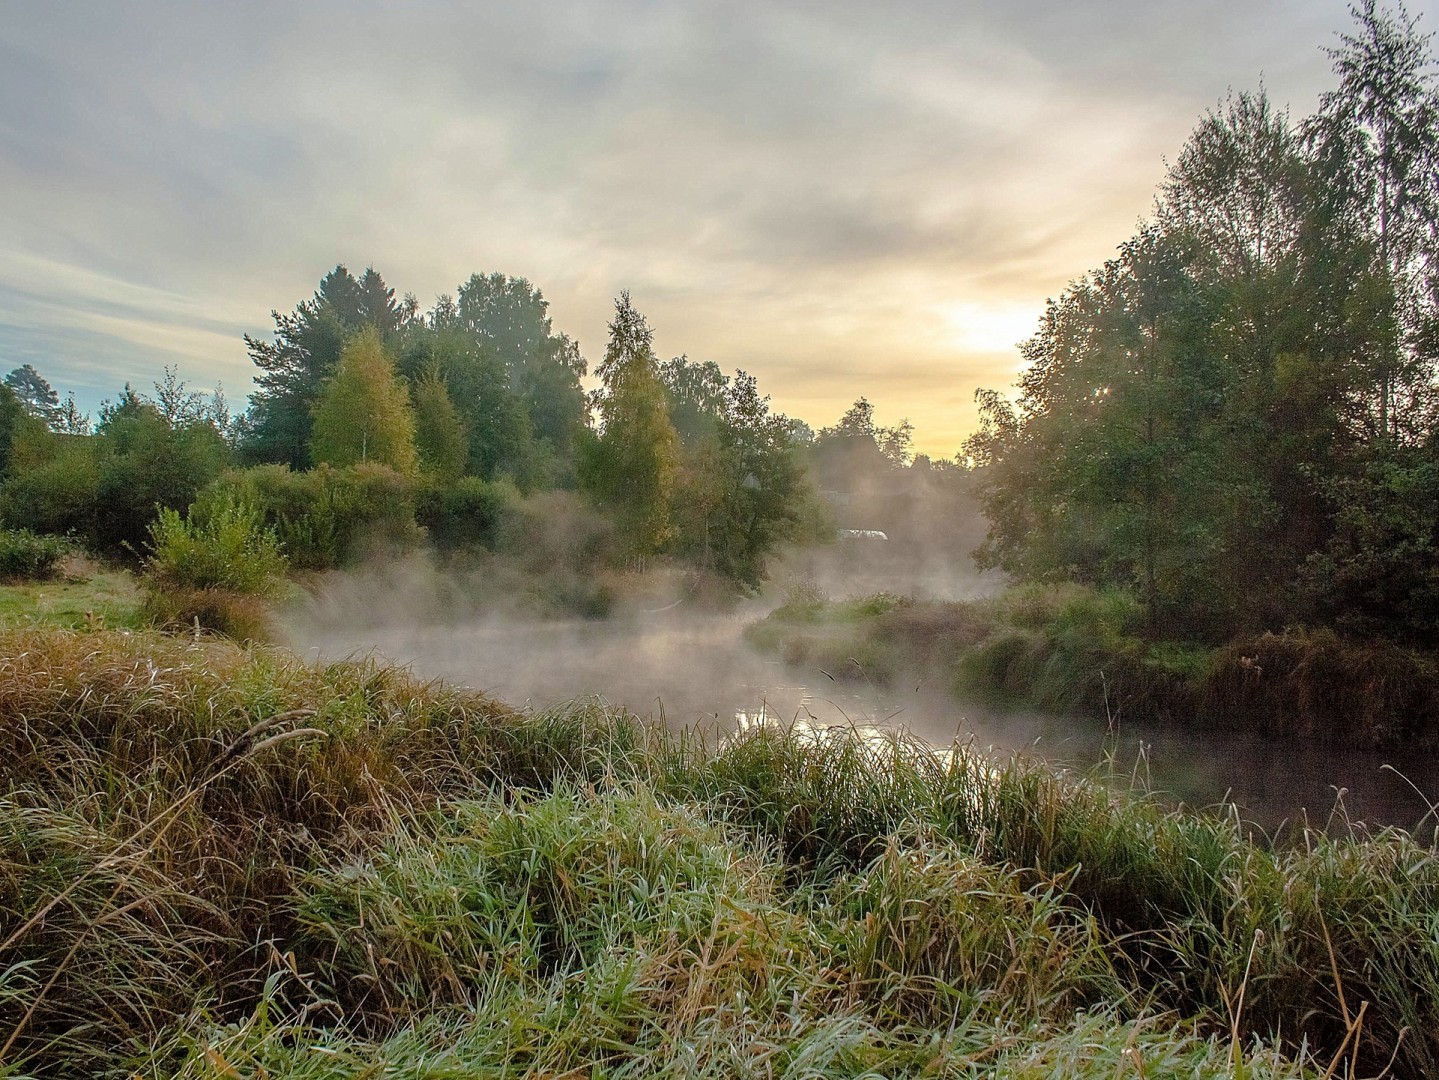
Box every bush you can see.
[0,436,100,540]
[201,463,422,570]
[145,497,286,596]
[0,529,71,581]
[142,495,286,640]
[414,475,519,552]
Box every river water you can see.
[285,597,1439,839]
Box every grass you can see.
[0,627,1434,1077]
[0,563,145,631]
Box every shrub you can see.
[0,529,71,581]
[414,475,519,552]
[201,463,422,570]
[142,496,286,640]
[0,436,100,540]
[145,497,285,596]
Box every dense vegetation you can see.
[749,582,1439,749]
[1,626,1436,1078]
[0,261,981,605]
[966,1,1439,648]
[0,7,1436,1076]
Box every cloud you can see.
[0,0,1355,451]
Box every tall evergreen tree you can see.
[243,265,398,467]
[4,364,61,429]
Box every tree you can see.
[966,228,1270,636]
[811,397,913,493]
[1306,0,1439,439]
[151,365,210,427]
[0,382,43,476]
[311,328,418,474]
[452,272,588,458]
[243,265,399,467]
[400,321,533,483]
[87,393,227,557]
[54,393,90,436]
[412,364,467,482]
[1303,440,1439,644]
[4,364,61,428]
[659,357,808,586]
[581,292,680,559]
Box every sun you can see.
[935,300,1041,358]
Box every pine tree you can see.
[4,364,61,428]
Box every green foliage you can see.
[581,292,681,559]
[452,271,588,462]
[140,494,287,641]
[400,322,536,484]
[811,397,914,492]
[0,398,229,560]
[0,433,100,541]
[662,359,811,588]
[202,463,422,570]
[310,327,418,474]
[0,529,70,581]
[143,496,286,596]
[2,629,1435,1076]
[832,845,1119,1028]
[410,363,467,481]
[1306,0,1439,441]
[1303,442,1439,644]
[966,11,1439,641]
[0,383,42,479]
[414,475,519,551]
[2,364,60,429]
[242,265,408,468]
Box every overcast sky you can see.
[0,0,1413,456]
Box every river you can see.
[285,595,1439,839]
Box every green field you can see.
[0,566,145,632]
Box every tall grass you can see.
[0,627,1434,1076]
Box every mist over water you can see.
[283,551,1439,838]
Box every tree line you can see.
[965,0,1439,645]
[0,265,954,592]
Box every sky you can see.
[0,0,1414,457]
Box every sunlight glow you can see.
[937,300,1042,356]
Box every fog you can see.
[282,540,997,732]
[281,548,1437,837]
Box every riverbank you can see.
[746,582,1439,751]
[2,627,1437,1077]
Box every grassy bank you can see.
[747,582,1439,749]
[0,629,1436,1076]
